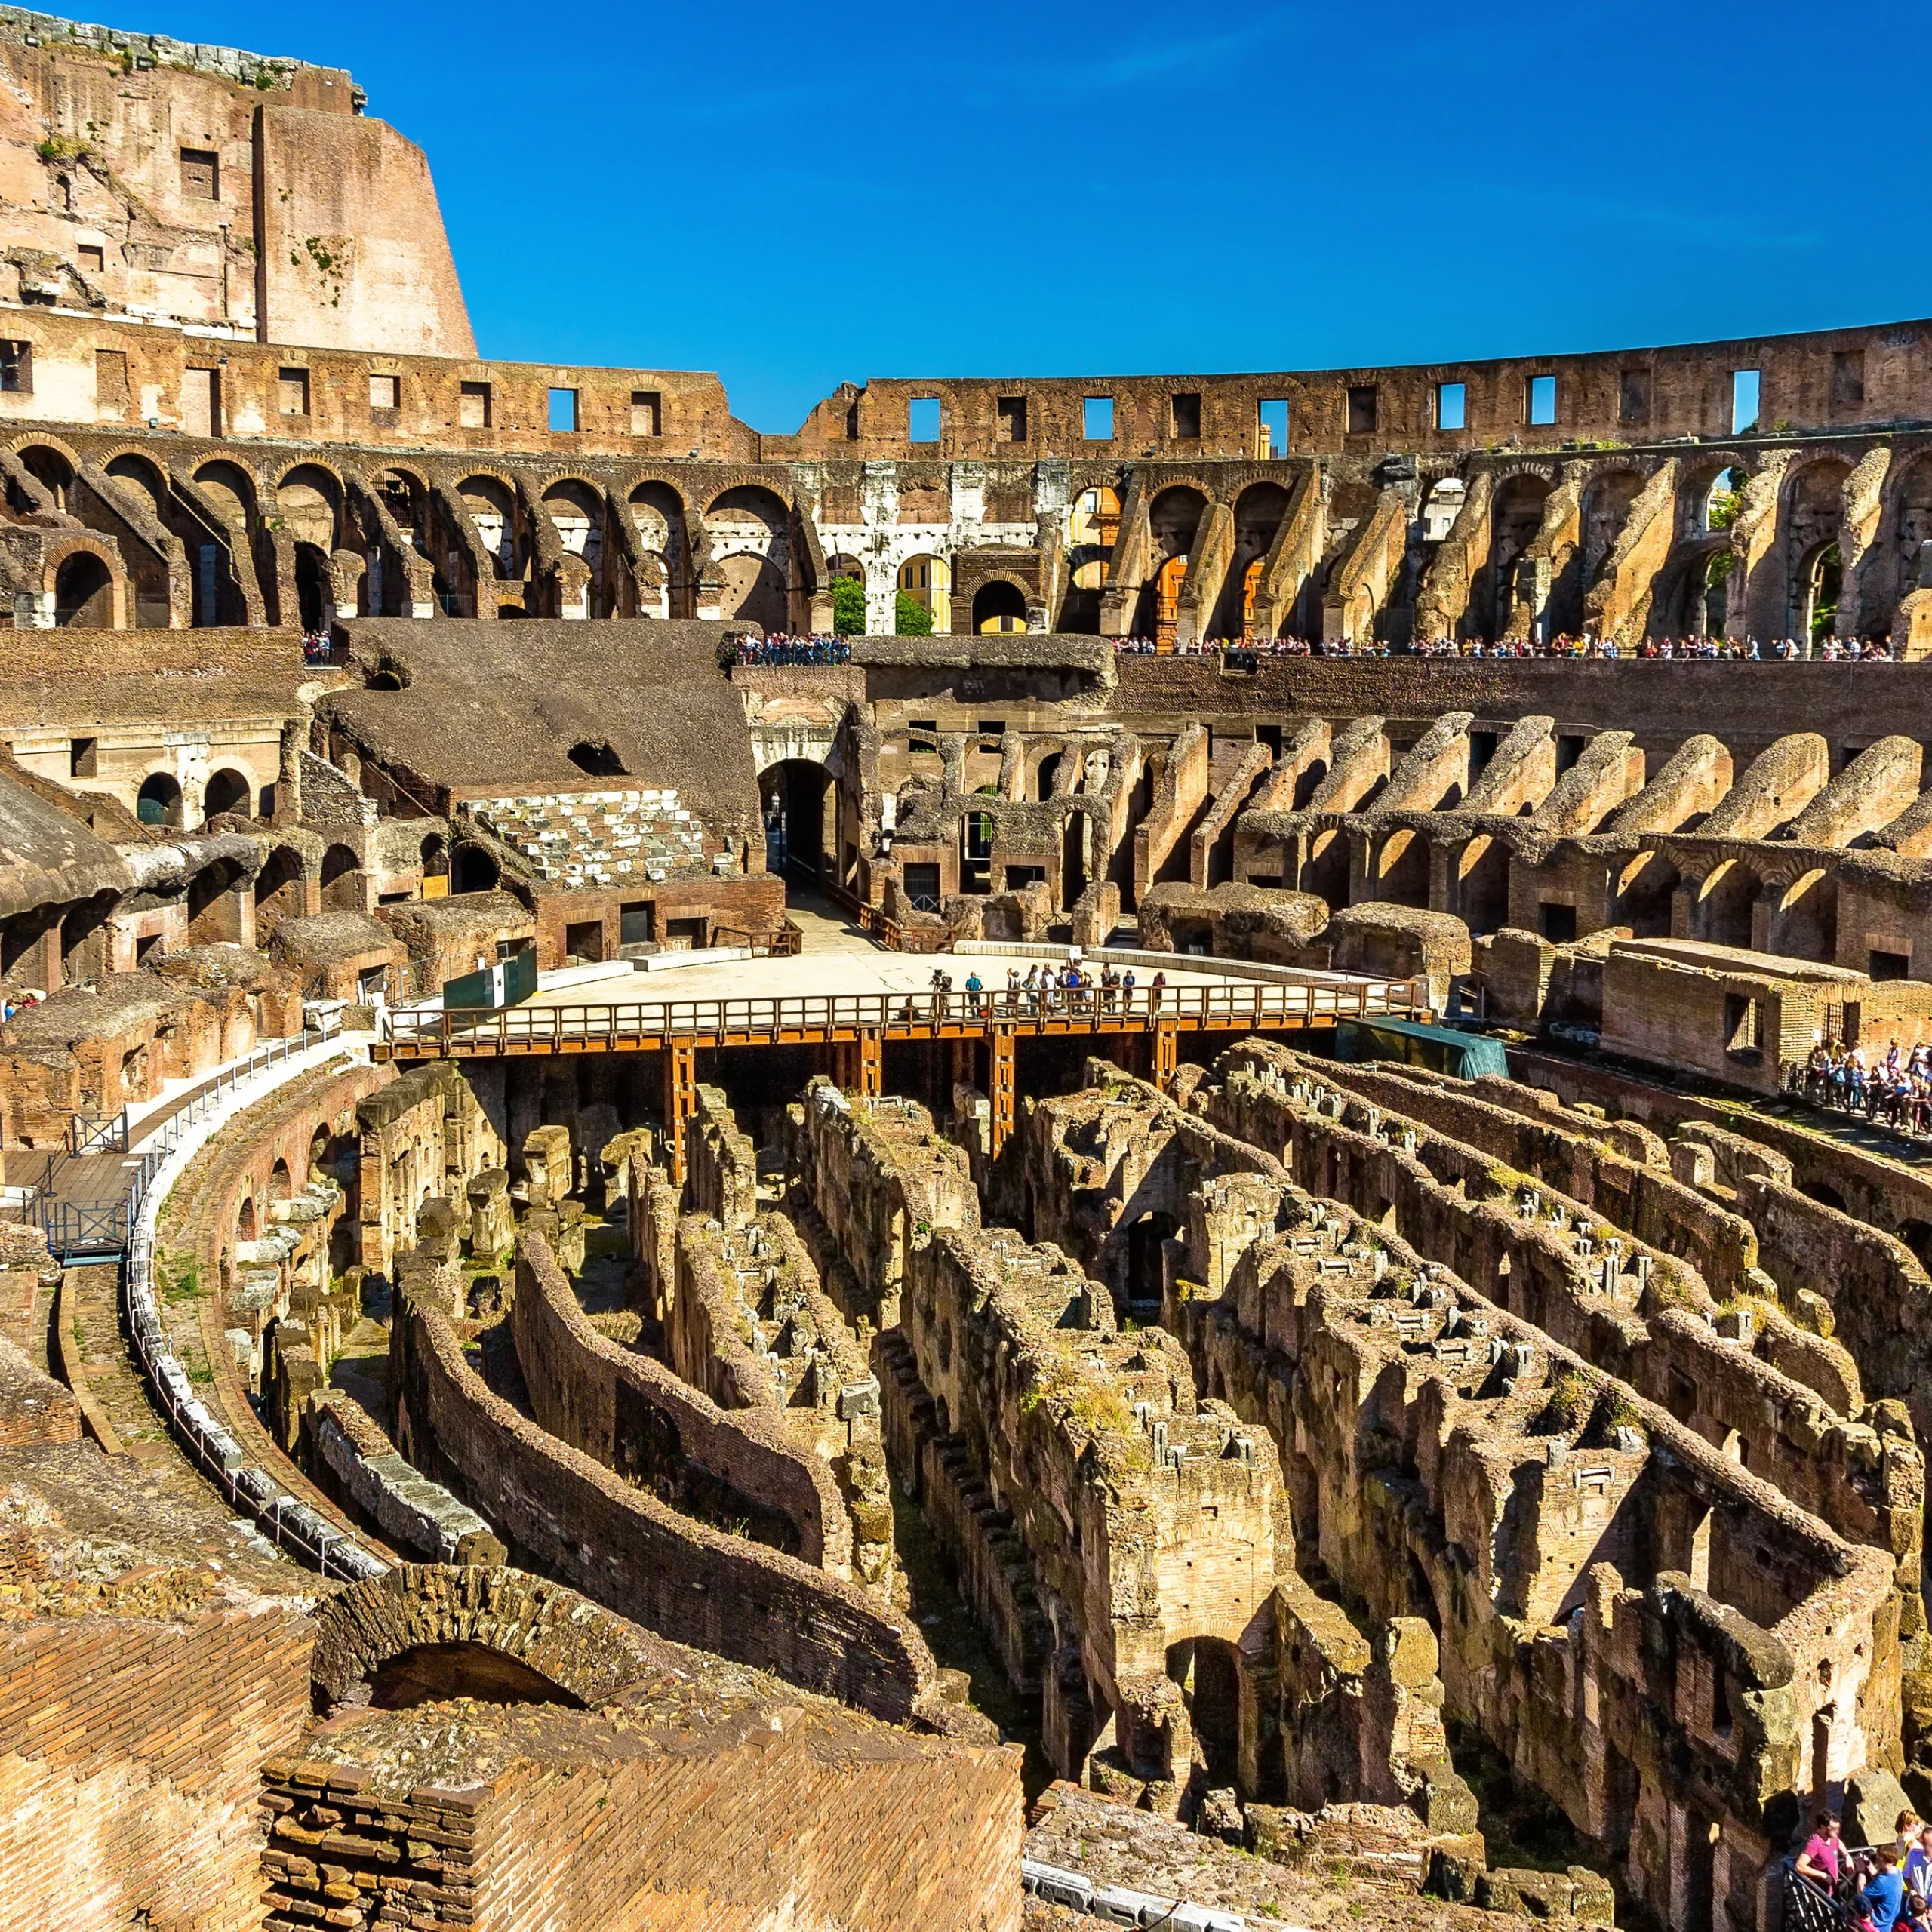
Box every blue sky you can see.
[161,0,1924,433]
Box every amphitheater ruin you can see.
[5,12,1932,1932]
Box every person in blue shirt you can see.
[1864,1847,1907,1932]
[1903,1825,1932,1911]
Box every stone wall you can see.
[386,1278,964,1731]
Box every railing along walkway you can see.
[381,975,1431,1055]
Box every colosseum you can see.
[2,12,1930,1932]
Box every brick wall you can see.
[0,1603,313,1932]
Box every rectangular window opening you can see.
[69,736,97,779]
[1527,374,1557,426]
[1435,380,1467,432]
[908,395,941,444]
[1082,395,1114,441]
[1257,398,1288,457]
[1540,903,1577,943]
[1870,949,1910,982]
[77,242,103,275]
[548,386,579,433]
[1619,369,1651,427]
[1171,392,1201,439]
[178,146,217,200]
[368,372,399,411]
[1730,369,1761,435]
[1723,993,1761,1057]
[1346,384,1378,436]
[93,348,128,414]
[630,389,661,437]
[0,340,33,395]
[279,367,309,416]
[1831,350,1866,414]
[995,395,1027,444]
[458,380,491,429]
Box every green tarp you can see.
[1334,1017,1510,1081]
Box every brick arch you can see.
[42,530,128,626]
[621,469,699,521]
[310,1564,667,1712]
[97,442,173,491]
[272,453,349,491]
[7,429,84,470]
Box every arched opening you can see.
[1140,486,1207,643]
[1896,1220,1932,1271]
[237,1196,257,1243]
[277,465,339,543]
[420,833,448,884]
[17,443,74,512]
[105,451,168,517]
[1457,835,1512,936]
[367,1641,588,1712]
[1211,481,1291,638]
[254,845,304,924]
[497,602,528,618]
[294,543,328,634]
[716,552,788,632]
[60,896,112,983]
[1063,485,1120,632]
[1420,476,1465,543]
[543,478,605,614]
[567,740,629,777]
[1805,542,1842,643]
[628,481,685,617]
[53,550,114,626]
[1694,861,1757,949]
[203,767,253,820]
[1800,1180,1848,1213]
[1486,473,1555,639]
[458,475,518,579]
[186,856,246,943]
[269,1157,293,1201]
[137,770,183,829]
[453,843,500,894]
[195,458,256,531]
[320,844,364,912]
[972,580,1028,635]
[897,553,950,630]
[1615,851,1679,940]
[760,758,832,885]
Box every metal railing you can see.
[109,1017,383,1580]
[383,975,1431,1052]
[69,1108,129,1155]
[1780,1860,1857,1932]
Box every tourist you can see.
[1796,1813,1843,1895]
[964,970,985,1017]
[1149,970,1167,1013]
[1903,1823,1932,1902]
[1864,1847,1908,1932]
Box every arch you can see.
[1063,484,1120,631]
[105,449,169,517]
[269,1156,293,1201]
[1212,481,1291,638]
[706,482,789,541]
[1421,475,1465,543]
[1485,471,1555,638]
[320,843,365,912]
[276,463,341,550]
[761,758,833,883]
[187,854,247,943]
[254,844,305,922]
[136,770,183,829]
[16,440,74,511]
[457,474,518,578]
[53,549,114,626]
[972,579,1028,635]
[896,552,950,629]
[1783,458,1852,638]
[542,477,605,605]
[497,601,528,618]
[420,832,448,880]
[1581,468,1645,575]
[1152,554,1187,648]
[237,1195,257,1244]
[715,552,788,632]
[309,1566,670,1715]
[1615,850,1679,939]
[1143,484,1208,639]
[1802,541,1842,643]
[193,458,257,528]
[453,843,500,894]
[203,767,253,820]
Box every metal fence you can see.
[82,1020,386,1582]
[383,974,1432,1052]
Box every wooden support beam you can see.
[662,1040,697,1183]
[989,1029,1015,1157]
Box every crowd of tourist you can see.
[1109,633,1899,661]
[300,630,334,663]
[724,635,852,666]
[921,961,1169,1019]
[1793,1808,1932,1931]
[1786,1041,1932,1137]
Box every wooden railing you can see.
[383,975,1430,1053]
